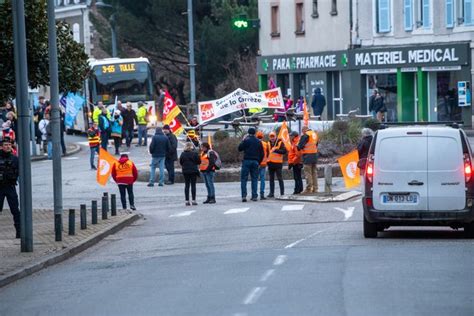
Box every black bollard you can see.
[80,204,87,230]
[111,194,117,216]
[101,196,108,220]
[103,192,108,199]
[91,200,98,224]
[68,209,75,236]
[55,213,62,241]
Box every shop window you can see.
[73,23,80,43]
[330,0,338,16]
[312,0,319,18]
[446,0,454,27]
[367,74,398,122]
[271,5,280,37]
[404,0,413,31]
[436,72,463,121]
[295,2,305,35]
[376,0,391,33]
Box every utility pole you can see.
[12,0,33,252]
[187,0,196,106]
[47,0,63,241]
[110,13,117,57]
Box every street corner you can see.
[276,190,362,203]
[0,209,140,289]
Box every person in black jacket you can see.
[179,142,201,205]
[357,128,373,174]
[238,127,264,202]
[122,102,137,148]
[267,131,287,198]
[163,124,178,185]
[148,127,170,187]
[0,137,20,238]
[311,88,326,118]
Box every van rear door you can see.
[427,128,465,211]
[373,128,428,211]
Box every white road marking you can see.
[77,141,89,146]
[284,223,343,249]
[353,199,362,203]
[281,204,305,211]
[260,269,275,282]
[273,255,287,266]
[334,207,355,220]
[64,157,79,160]
[243,287,266,305]
[224,207,249,215]
[169,210,196,218]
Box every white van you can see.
[362,125,474,238]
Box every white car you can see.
[362,124,474,238]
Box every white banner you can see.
[198,87,284,124]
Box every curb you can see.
[276,190,361,203]
[31,143,81,162]
[0,213,140,289]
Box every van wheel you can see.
[363,216,378,238]
[464,223,474,238]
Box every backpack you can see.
[209,150,222,170]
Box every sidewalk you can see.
[0,208,139,288]
[31,143,81,162]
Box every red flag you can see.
[168,117,184,136]
[162,91,181,124]
[277,121,291,151]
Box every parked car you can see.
[362,124,474,238]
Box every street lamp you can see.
[96,1,117,58]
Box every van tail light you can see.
[366,160,374,184]
[365,197,373,208]
[464,153,472,183]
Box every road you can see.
[0,136,473,315]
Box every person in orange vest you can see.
[289,131,303,194]
[199,142,217,204]
[297,126,319,193]
[267,131,287,198]
[256,131,270,200]
[111,153,138,210]
[87,122,101,170]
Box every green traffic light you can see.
[233,19,248,29]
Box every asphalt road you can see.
[0,136,473,315]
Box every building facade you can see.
[257,0,474,125]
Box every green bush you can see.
[363,118,381,131]
[213,137,242,165]
[213,130,230,141]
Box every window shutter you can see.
[466,0,473,25]
[446,0,454,27]
[404,0,412,30]
[378,0,390,32]
[422,0,430,28]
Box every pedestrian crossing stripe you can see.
[224,208,249,214]
[281,204,305,211]
[169,210,196,217]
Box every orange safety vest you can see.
[116,160,134,181]
[302,131,318,155]
[268,140,284,164]
[289,137,302,165]
[260,141,270,167]
[88,129,100,147]
[200,152,209,171]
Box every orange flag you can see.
[96,148,117,186]
[277,121,291,151]
[208,134,212,149]
[337,150,361,189]
[303,97,309,127]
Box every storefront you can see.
[257,42,472,125]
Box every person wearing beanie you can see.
[112,153,138,210]
[148,126,170,187]
[163,124,178,185]
[238,127,264,202]
[256,131,270,200]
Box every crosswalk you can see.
[168,204,306,218]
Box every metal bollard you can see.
[324,165,333,194]
[55,213,62,241]
[101,196,108,220]
[103,192,108,199]
[80,204,87,230]
[68,209,75,235]
[91,200,98,224]
[111,194,117,216]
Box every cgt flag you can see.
[337,150,361,189]
[168,117,184,136]
[277,121,291,151]
[162,91,182,124]
[97,148,117,186]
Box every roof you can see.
[89,57,150,67]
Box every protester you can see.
[98,107,111,150]
[148,127,170,187]
[297,126,319,193]
[59,106,67,155]
[372,90,386,122]
[289,131,303,195]
[92,101,104,125]
[368,89,377,118]
[238,127,264,202]
[157,88,166,122]
[311,88,326,118]
[122,102,137,148]
[111,110,123,155]
[186,129,200,148]
[357,128,374,174]
[267,131,287,198]
[2,121,15,144]
[0,137,20,238]
[87,122,100,170]
[256,131,269,200]
[39,113,52,159]
[136,101,148,146]
[34,97,46,145]
[189,116,199,128]
[163,124,178,185]
[111,153,137,211]
[179,142,201,206]
[200,142,217,204]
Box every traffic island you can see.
[0,208,140,288]
[31,143,81,162]
[276,190,361,203]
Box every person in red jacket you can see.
[111,154,138,210]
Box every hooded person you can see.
[111,110,123,155]
[112,153,138,210]
[311,88,326,118]
[148,127,171,187]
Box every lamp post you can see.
[187,0,196,106]
[96,1,117,58]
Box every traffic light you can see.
[232,15,249,29]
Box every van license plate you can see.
[383,194,418,204]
